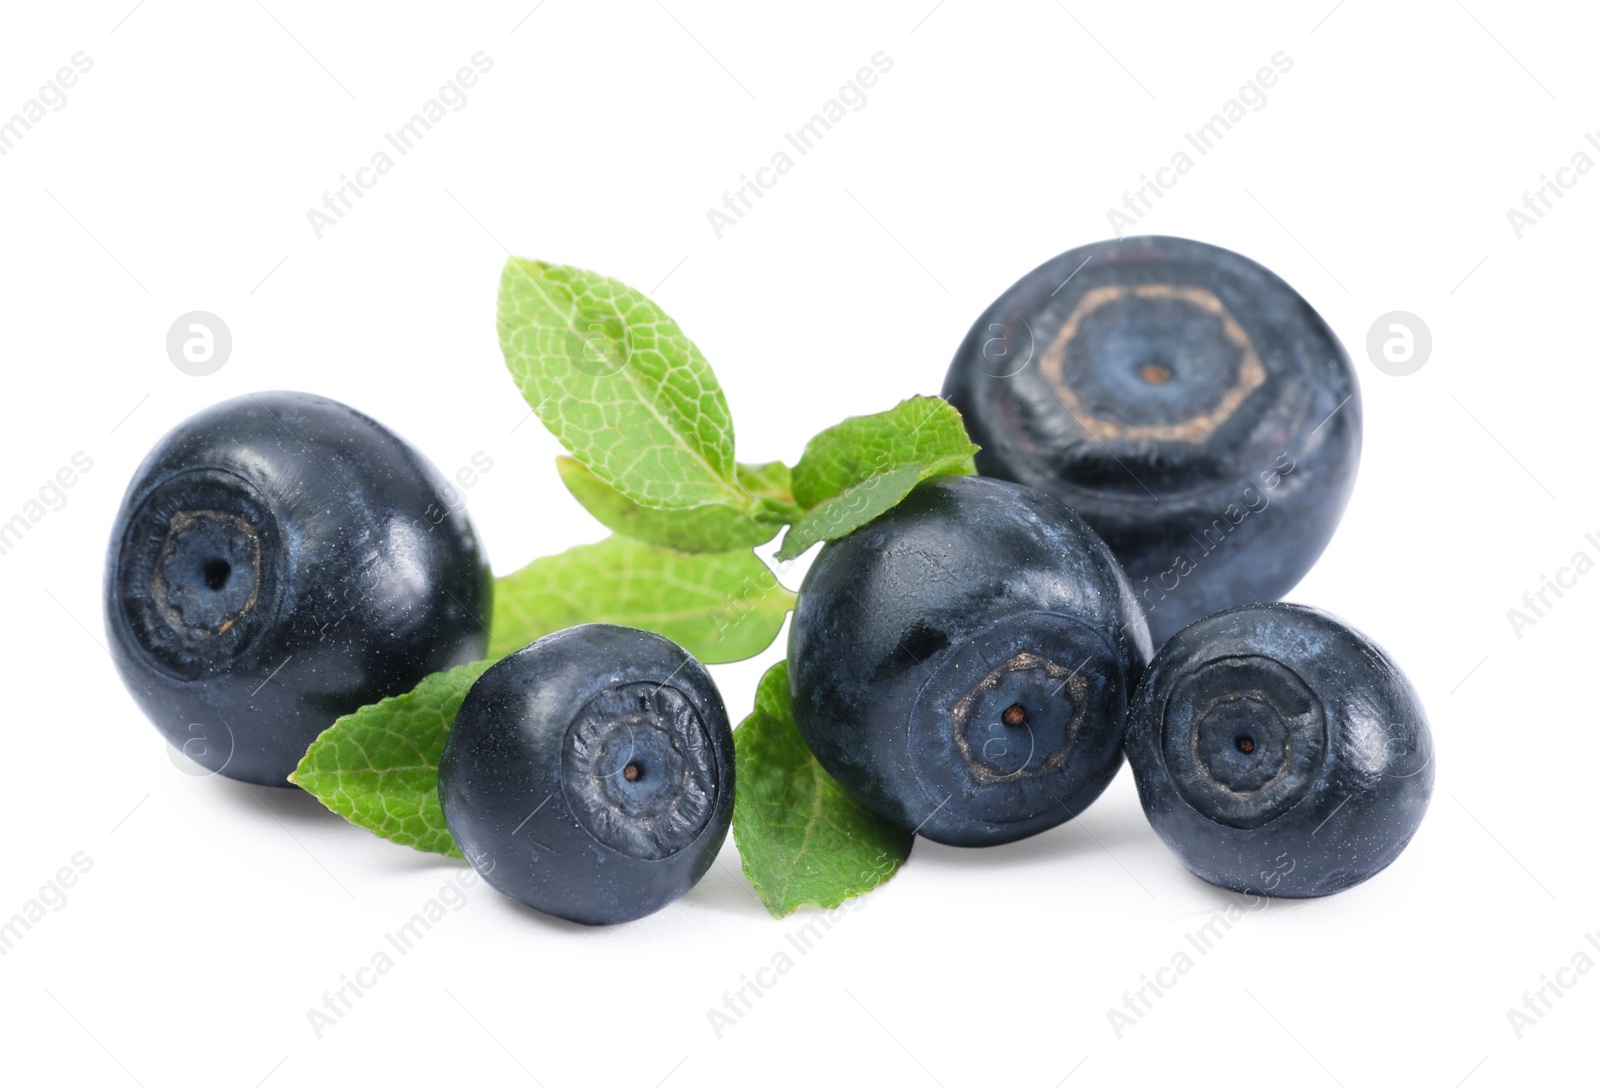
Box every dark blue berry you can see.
[789,474,1151,846]
[1124,603,1433,897]
[440,624,734,925]
[943,236,1361,645]
[105,391,491,785]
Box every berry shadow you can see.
[908,770,1156,875]
[200,772,467,875]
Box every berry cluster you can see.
[105,237,1432,925]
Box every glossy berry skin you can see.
[105,391,492,787]
[789,474,1152,847]
[943,236,1361,646]
[440,624,734,926]
[1125,603,1433,898]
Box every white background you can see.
[0,1,1592,1085]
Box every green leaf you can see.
[289,662,492,857]
[489,536,793,664]
[776,464,926,561]
[557,456,782,553]
[774,396,978,559]
[498,259,745,510]
[787,396,978,508]
[737,460,800,519]
[732,661,913,918]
